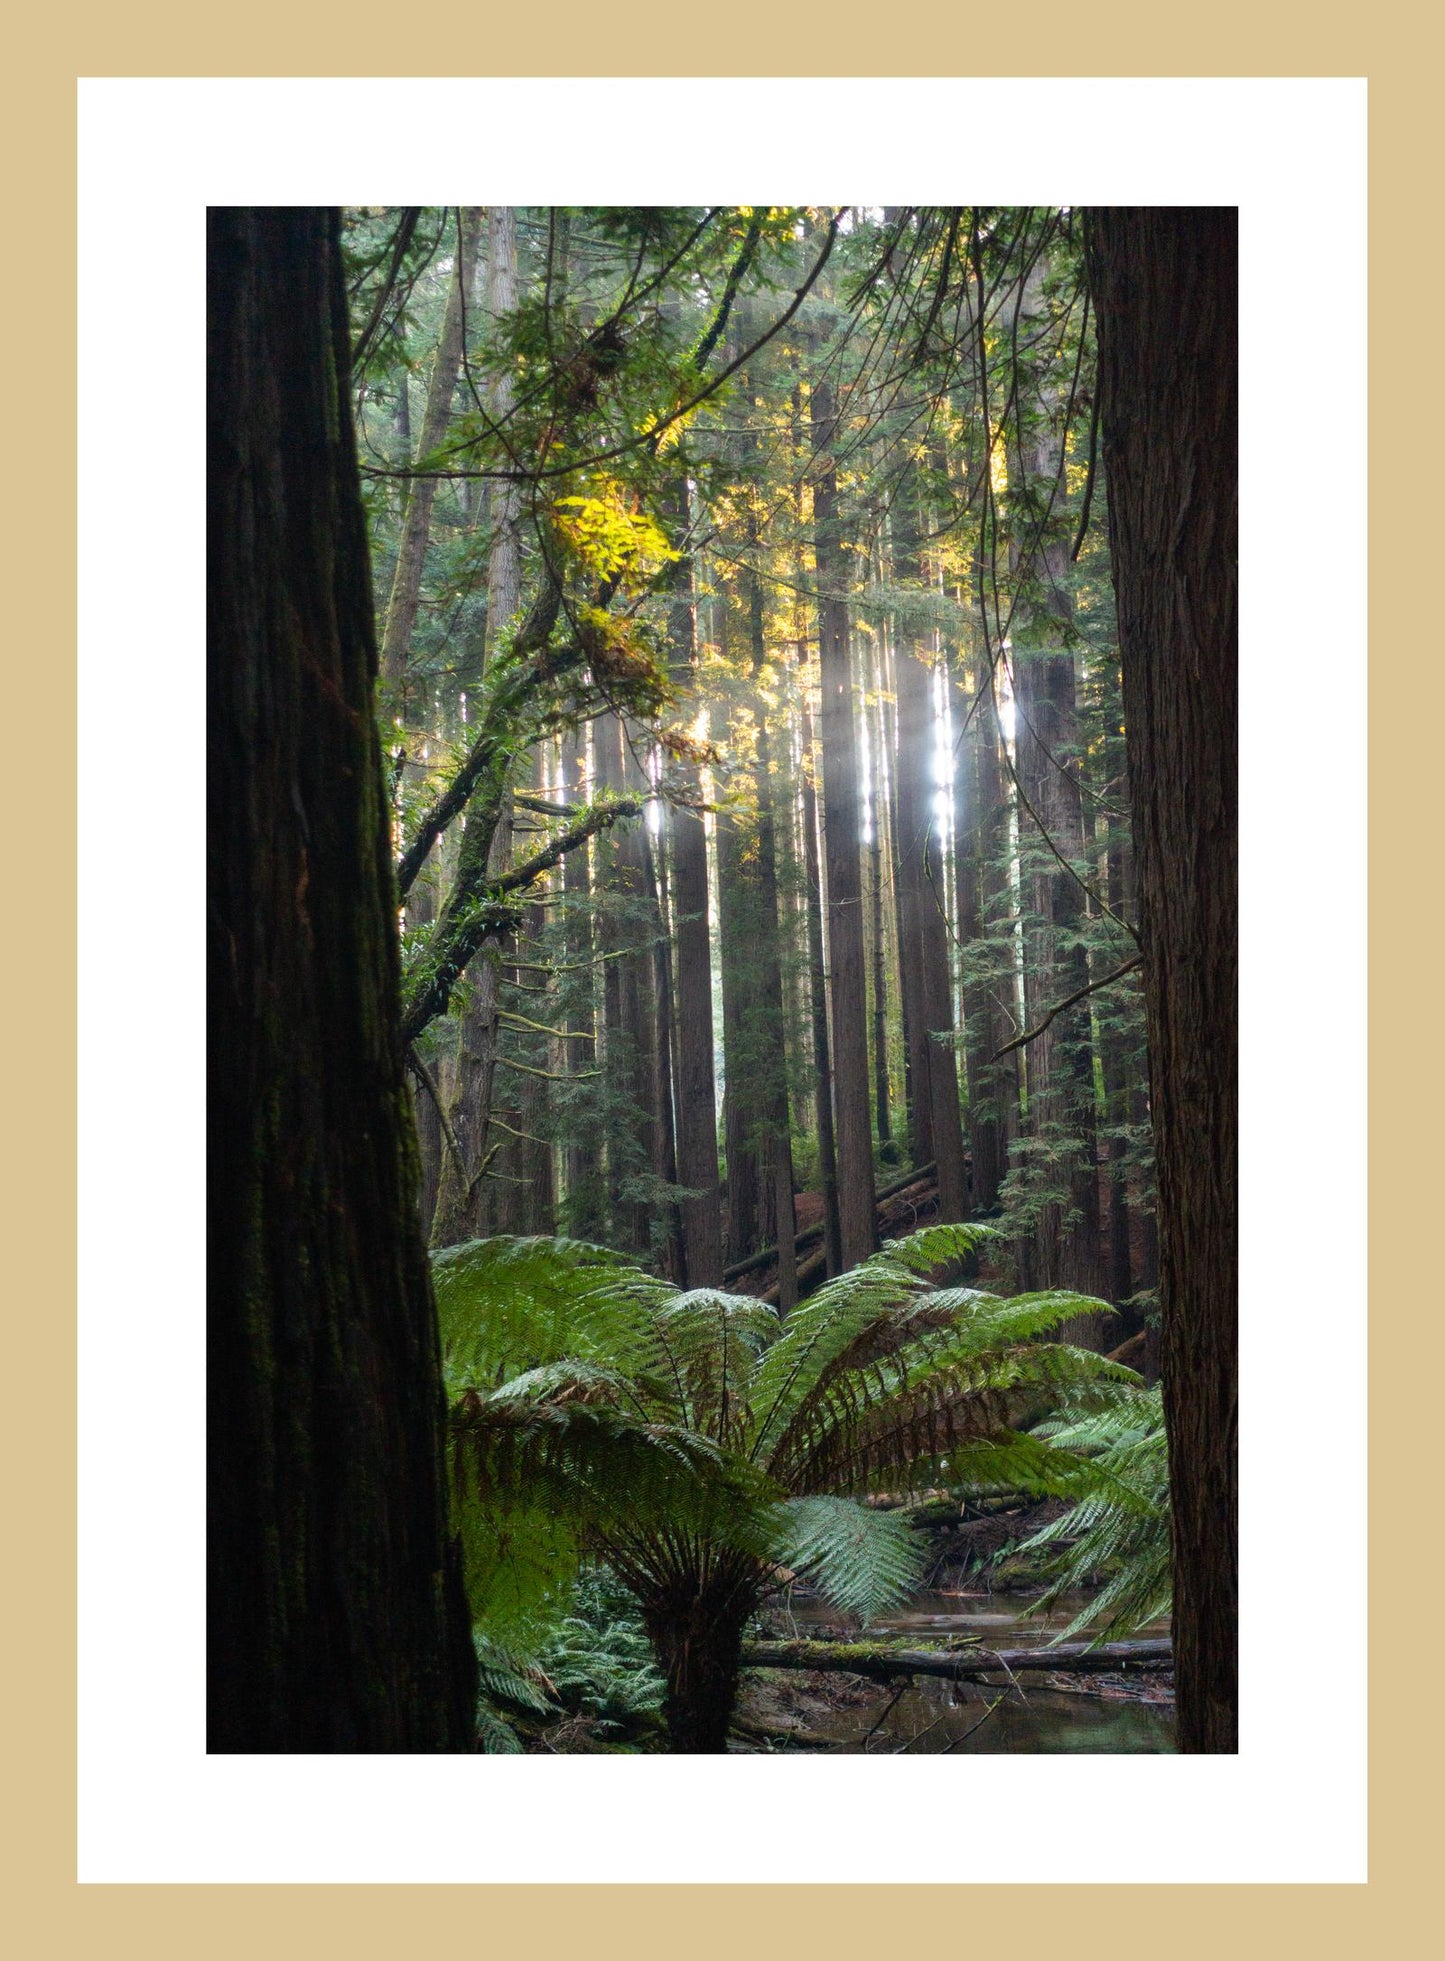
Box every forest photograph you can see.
[207,202,1236,1760]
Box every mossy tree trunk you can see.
[207,207,476,1752]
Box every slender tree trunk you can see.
[433,208,527,1246]
[1007,265,1102,1294]
[393,335,412,525]
[717,800,763,1265]
[884,633,920,1149]
[776,696,812,1145]
[207,206,475,1752]
[811,376,876,1265]
[558,729,605,1237]
[960,633,1020,1212]
[1011,624,1103,1293]
[867,639,892,1148]
[1087,205,1238,1755]
[1099,849,1137,1314]
[378,207,482,706]
[799,666,844,1274]
[621,734,672,1266]
[662,480,725,1285]
[745,543,798,1313]
[595,712,655,1255]
[642,811,684,1279]
[891,492,969,1221]
[405,832,444,1239]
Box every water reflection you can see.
[772,1589,1176,1754]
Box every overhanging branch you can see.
[990,955,1143,1061]
[400,796,643,1044]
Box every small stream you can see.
[764,1588,1175,1753]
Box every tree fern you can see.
[433,1229,1144,1749]
[1017,1385,1172,1643]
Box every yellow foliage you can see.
[553,484,678,590]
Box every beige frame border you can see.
[21,4,1421,1949]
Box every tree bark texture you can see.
[207,207,475,1752]
[1087,206,1238,1754]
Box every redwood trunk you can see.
[207,206,475,1752]
[1087,206,1238,1754]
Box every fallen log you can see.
[724,1162,941,1285]
[740,1637,1171,1685]
[762,1243,827,1307]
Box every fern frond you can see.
[473,1632,557,1714]
[767,1494,928,1626]
[863,1219,1000,1275]
[650,1289,781,1444]
[477,1706,526,1754]
[747,1236,975,1467]
[432,1234,673,1392]
[1017,1386,1173,1644]
[773,1330,1134,1496]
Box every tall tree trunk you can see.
[378,207,482,707]
[662,479,725,1285]
[671,790,724,1282]
[1087,206,1238,1755]
[799,664,844,1274]
[641,811,684,1280]
[433,207,525,1247]
[891,492,969,1221]
[207,206,475,1752]
[1098,804,1138,1315]
[404,832,445,1239]
[595,711,655,1255]
[1007,265,1102,1294]
[811,375,877,1265]
[958,633,1020,1212]
[717,798,764,1266]
[558,728,606,1238]
[745,541,798,1313]
[867,636,892,1148]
